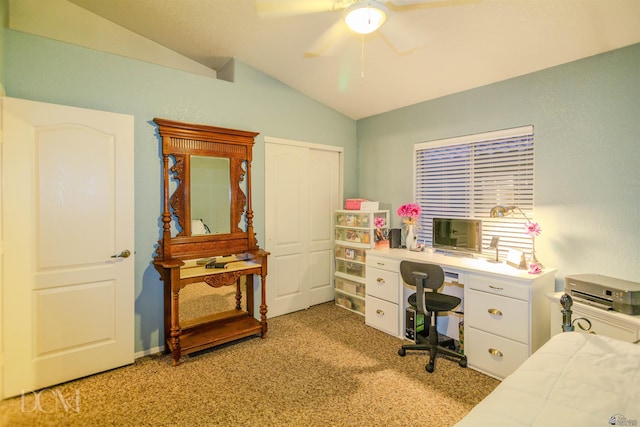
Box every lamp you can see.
[489,205,531,221]
[344,0,388,34]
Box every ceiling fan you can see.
[256,0,450,56]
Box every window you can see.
[414,126,535,258]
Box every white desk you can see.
[365,248,556,379]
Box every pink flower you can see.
[374,217,386,228]
[525,222,541,237]
[397,203,421,220]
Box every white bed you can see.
[455,332,640,427]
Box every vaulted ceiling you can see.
[69,0,640,119]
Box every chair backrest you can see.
[400,261,445,291]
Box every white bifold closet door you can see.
[265,138,342,318]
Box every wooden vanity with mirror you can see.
[152,118,269,366]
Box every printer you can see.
[565,274,640,315]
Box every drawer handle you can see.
[377,262,385,266]
[488,348,503,358]
[376,277,386,284]
[487,308,503,316]
[489,285,504,291]
[376,309,385,316]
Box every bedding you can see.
[454,332,640,427]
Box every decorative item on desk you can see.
[506,249,528,270]
[397,203,421,250]
[524,221,542,274]
[490,205,543,274]
[374,216,389,249]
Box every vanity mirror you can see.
[152,118,269,365]
[190,156,231,235]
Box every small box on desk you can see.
[343,199,379,210]
[344,198,367,210]
[359,201,379,210]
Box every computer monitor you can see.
[432,218,482,254]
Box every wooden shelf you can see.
[169,310,262,356]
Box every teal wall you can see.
[3,29,356,354]
[357,43,640,288]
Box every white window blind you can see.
[414,125,535,258]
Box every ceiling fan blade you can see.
[304,20,348,57]
[256,0,347,18]
[380,18,416,54]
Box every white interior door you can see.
[1,97,135,398]
[265,138,342,317]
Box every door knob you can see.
[111,249,131,258]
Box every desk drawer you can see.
[365,295,399,337]
[466,326,529,380]
[466,274,529,301]
[366,267,399,303]
[467,289,529,343]
[366,255,401,272]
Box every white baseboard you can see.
[135,345,164,360]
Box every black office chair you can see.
[398,261,468,373]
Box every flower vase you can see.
[527,237,542,274]
[405,224,416,250]
[530,237,541,264]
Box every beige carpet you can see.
[0,302,499,427]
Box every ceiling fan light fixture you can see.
[344,1,388,35]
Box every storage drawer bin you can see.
[334,246,366,263]
[336,211,371,227]
[335,289,365,315]
[335,277,365,298]
[336,259,366,278]
[335,228,371,245]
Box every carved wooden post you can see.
[259,252,269,336]
[169,267,182,366]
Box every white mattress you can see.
[455,332,640,427]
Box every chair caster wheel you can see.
[398,348,406,357]
[459,358,468,368]
[426,363,435,373]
